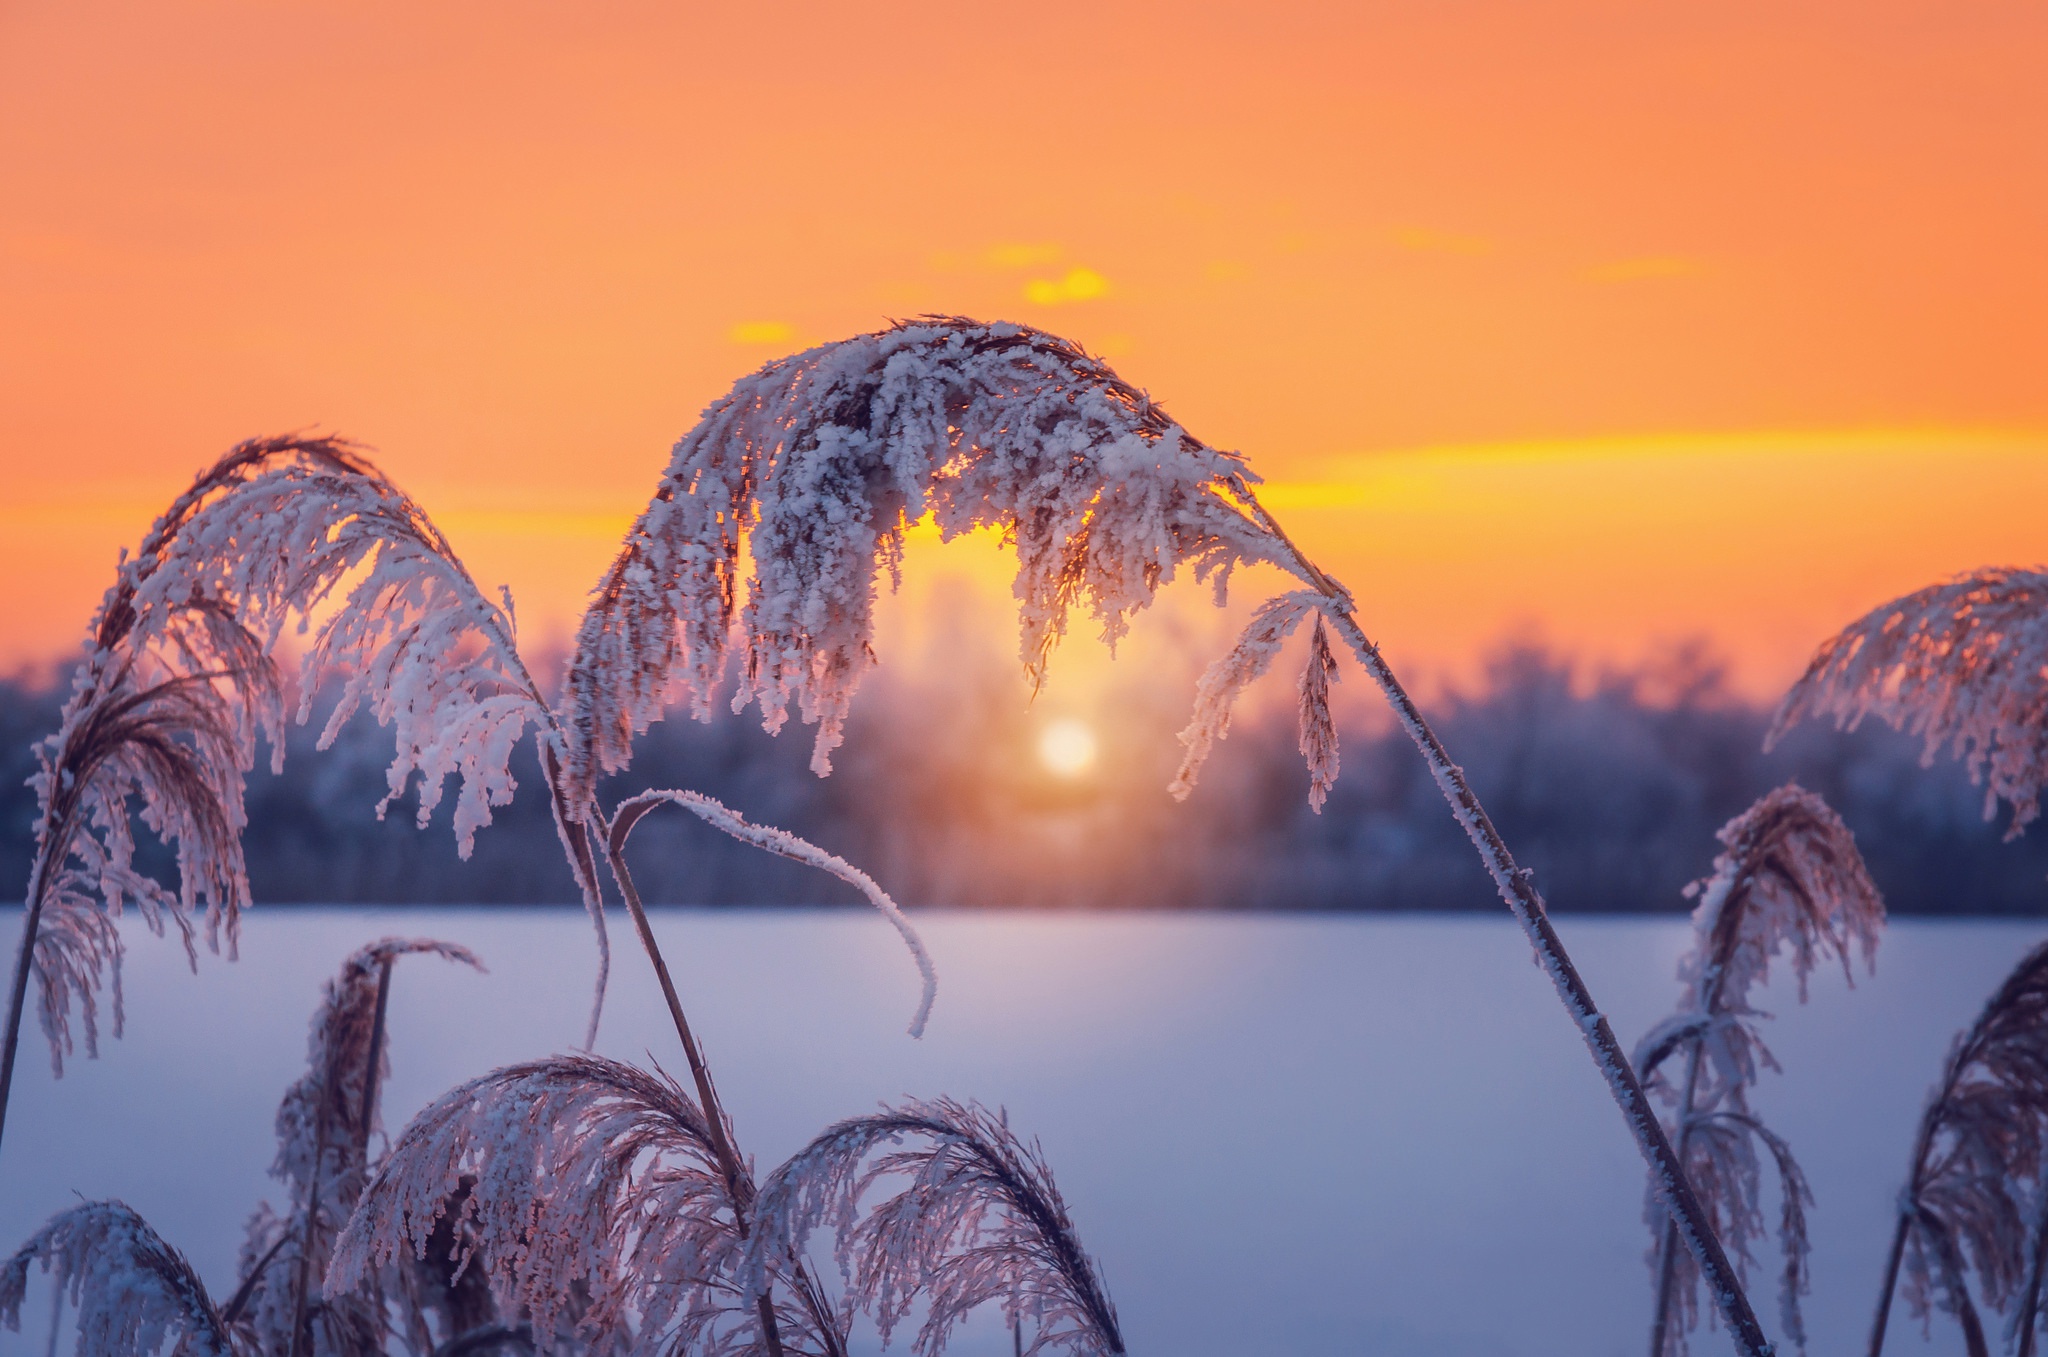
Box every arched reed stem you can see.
[1249,497,1776,1357]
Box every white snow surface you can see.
[0,906,2024,1357]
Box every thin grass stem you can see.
[1246,495,1776,1357]
[599,805,789,1357]
[1650,1039,1708,1357]
[0,882,49,1155]
[358,956,394,1149]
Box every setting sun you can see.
[1037,717,1099,779]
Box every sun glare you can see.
[1037,718,1099,778]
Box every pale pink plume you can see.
[564,317,1301,799]
[1167,590,1340,806]
[329,1054,845,1357]
[1635,783,1885,1356]
[748,1098,1124,1357]
[237,939,483,1357]
[1874,940,2048,1357]
[130,435,612,1047]
[0,1200,230,1356]
[1771,567,2048,837]
[3,499,289,1153]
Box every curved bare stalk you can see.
[1239,499,1778,1357]
[610,789,934,1036]
[600,800,866,1357]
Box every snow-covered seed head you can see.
[1635,783,1885,1356]
[1771,566,2048,837]
[564,317,1307,803]
[234,938,485,1357]
[1892,940,2048,1336]
[329,1054,827,1357]
[748,1097,1124,1357]
[0,1200,230,1357]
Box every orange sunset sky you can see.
[3,2,2046,699]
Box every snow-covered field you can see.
[1,907,2030,1356]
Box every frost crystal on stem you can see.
[237,939,483,1357]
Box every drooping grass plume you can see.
[567,315,1775,1352]
[0,1200,231,1357]
[328,1054,846,1357]
[1871,940,2048,1357]
[236,938,483,1357]
[1,585,284,1153]
[1771,567,2048,837]
[563,317,1287,797]
[747,1098,1123,1357]
[1635,783,1885,1357]
[125,436,614,1048]
[1167,589,1329,802]
[5,438,426,1154]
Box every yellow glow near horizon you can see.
[1037,718,1100,779]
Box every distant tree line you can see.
[3,642,2045,914]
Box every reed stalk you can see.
[0,863,52,1155]
[603,799,850,1357]
[1248,499,1776,1357]
[1650,1040,1708,1357]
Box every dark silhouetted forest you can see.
[4,642,2045,914]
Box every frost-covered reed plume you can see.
[0,438,303,1154]
[1870,940,2048,1357]
[100,434,614,1040]
[749,1098,1122,1357]
[2,936,511,1356]
[234,938,482,1357]
[0,1200,231,1357]
[1634,784,1885,1357]
[1772,567,2048,837]
[572,315,1770,1352]
[331,1054,846,1357]
[41,432,934,1354]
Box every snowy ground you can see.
[0,907,2030,1357]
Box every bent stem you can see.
[602,802,847,1357]
[1249,500,1776,1357]
[0,876,49,1156]
[1650,1040,1708,1357]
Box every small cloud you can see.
[1204,260,1249,282]
[1025,267,1109,306]
[1392,227,1493,256]
[728,320,795,345]
[1584,256,1701,282]
[987,242,1064,269]
[1094,333,1136,359]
